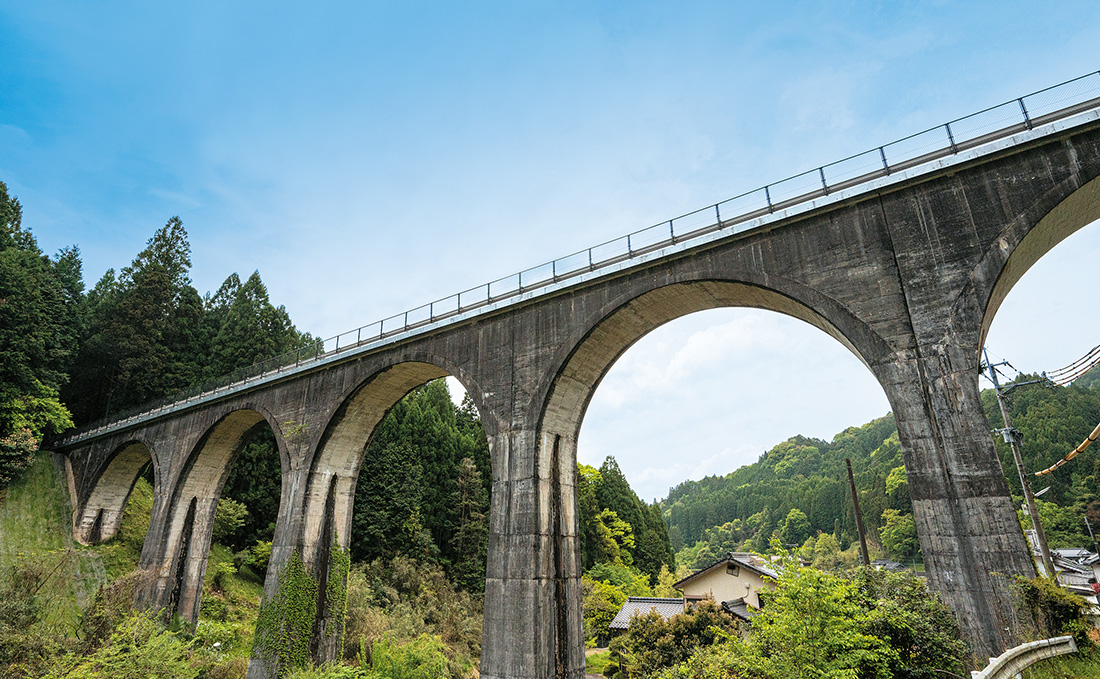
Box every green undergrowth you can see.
[1022,648,1100,678]
[196,543,266,662]
[0,453,105,628]
[586,650,611,675]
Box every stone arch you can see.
[290,358,488,662]
[144,406,285,625]
[73,438,157,545]
[539,277,893,445]
[978,173,1100,347]
[302,358,487,564]
[524,277,893,678]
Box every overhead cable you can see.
[1047,344,1100,386]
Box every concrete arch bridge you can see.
[54,74,1100,678]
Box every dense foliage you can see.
[652,559,969,679]
[666,374,1100,567]
[0,181,80,488]
[351,382,491,592]
[62,219,313,424]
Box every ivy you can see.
[252,550,318,675]
[321,542,351,660]
[250,543,351,676]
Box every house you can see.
[1024,531,1100,617]
[608,596,685,633]
[673,552,778,621]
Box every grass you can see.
[586,650,611,675]
[0,452,265,662]
[1022,648,1100,678]
[0,452,106,628]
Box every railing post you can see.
[1018,98,1033,130]
[669,219,675,244]
[945,123,958,153]
[379,319,384,339]
[715,204,721,225]
[357,327,361,344]
[429,302,434,322]
[879,147,890,175]
[518,271,523,291]
[335,336,339,352]
[588,248,593,269]
[819,167,828,195]
[457,291,462,311]
[627,234,632,257]
[552,260,556,281]
[765,185,773,212]
[404,311,409,330]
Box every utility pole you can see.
[982,348,1056,578]
[1086,515,1100,557]
[846,458,871,567]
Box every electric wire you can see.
[1046,343,1100,386]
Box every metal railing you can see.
[55,70,1100,446]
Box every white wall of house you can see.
[678,562,769,608]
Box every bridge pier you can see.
[881,342,1035,655]
[481,426,585,679]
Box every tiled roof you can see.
[721,597,756,621]
[609,597,684,630]
[673,552,779,589]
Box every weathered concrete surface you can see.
[57,118,1100,676]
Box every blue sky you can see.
[4,1,1100,500]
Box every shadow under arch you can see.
[979,174,1100,348]
[144,405,286,626]
[539,278,894,444]
[73,438,157,545]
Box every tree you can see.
[208,271,309,377]
[778,508,811,547]
[879,509,919,561]
[64,218,202,421]
[220,427,282,550]
[450,457,488,593]
[744,557,894,679]
[0,181,79,486]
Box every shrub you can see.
[608,600,737,676]
[1013,575,1095,648]
[235,540,273,581]
[45,611,200,679]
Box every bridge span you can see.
[55,73,1100,677]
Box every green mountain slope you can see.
[662,370,1100,567]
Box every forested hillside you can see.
[663,371,1100,568]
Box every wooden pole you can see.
[846,458,871,566]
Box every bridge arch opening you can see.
[147,407,287,626]
[74,440,156,546]
[980,175,1100,539]
[297,360,493,664]
[541,280,915,647]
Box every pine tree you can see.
[0,181,79,486]
[450,457,488,592]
